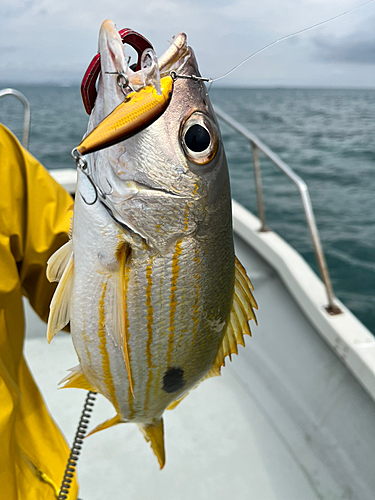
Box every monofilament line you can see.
[212,0,375,83]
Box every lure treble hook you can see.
[105,70,136,96]
[71,149,112,205]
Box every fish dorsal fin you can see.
[46,240,73,282]
[59,364,97,392]
[47,254,74,343]
[206,256,257,378]
[86,414,123,438]
[138,419,165,469]
[116,244,134,397]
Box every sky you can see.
[0,0,375,87]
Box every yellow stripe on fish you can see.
[167,240,183,364]
[144,257,155,413]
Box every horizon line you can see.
[1,81,375,91]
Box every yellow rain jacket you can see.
[0,124,78,500]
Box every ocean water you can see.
[1,85,374,333]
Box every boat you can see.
[2,87,375,500]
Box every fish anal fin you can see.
[203,364,221,380]
[139,419,165,469]
[86,414,123,438]
[47,240,73,283]
[47,255,73,343]
[167,364,223,408]
[209,256,257,375]
[59,364,97,392]
[166,392,190,410]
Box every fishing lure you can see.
[75,75,174,156]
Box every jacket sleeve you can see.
[0,124,73,322]
[0,124,78,500]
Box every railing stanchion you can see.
[251,143,268,232]
[214,105,342,315]
[0,88,30,149]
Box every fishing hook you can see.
[102,177,114,196]
[71,148,113,205]
[105,71,135,95]
[72,148,130,233]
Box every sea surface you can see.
[1,85,374,333]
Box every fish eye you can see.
[180,112,218,165]
[184,124,210,152]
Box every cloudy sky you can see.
[1,0,374,87]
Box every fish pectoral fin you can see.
[46,240,73,282]
[46,254,74,343]
[59,364,97,392]
[138,419,165,469]
[116,243,134,397]
[207,256,257,377]
[86,414,123,438]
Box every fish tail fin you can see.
[138,419,165,469]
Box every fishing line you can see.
[211,0,375,84]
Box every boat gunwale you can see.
[232,199,375,404]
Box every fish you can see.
[46,19,257,469]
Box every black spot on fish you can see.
[162,367,185,393]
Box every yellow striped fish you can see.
[46,19,257,469]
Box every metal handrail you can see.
[214,105,341,315]
[0,88,30,149]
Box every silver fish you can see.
[47,19,257,468]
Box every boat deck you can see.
[24,225,375,500]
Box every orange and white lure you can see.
[46,19,257,468]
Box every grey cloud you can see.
[314,36,375,65]
[0,1,36,19]
[0,46,19,53]
[312,12,375,65]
